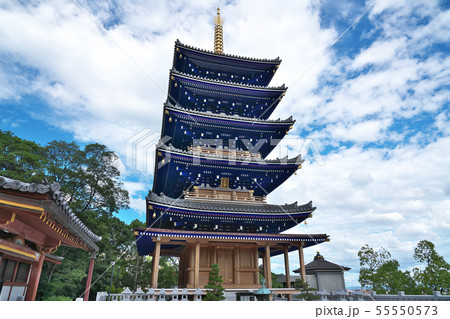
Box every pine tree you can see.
[203,264,226,301]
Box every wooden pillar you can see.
[298,242,306,283]
[83,251,96,301]
[254,246,259,285]
[151,240,161,288]
[194,242,200,288]
[261,251,267,283]
[265,245,272,288]
[283,247,292,301]
[178,249,186,287]
[212,244,217,265]
[284,247,291,288]
[25,252,45,301]
[187,245,194,287]
[234,245,240,285]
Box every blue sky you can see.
[1,0,449,287]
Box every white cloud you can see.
[351,37,406,69]
[348,169,374,186]
[270,135,450,274]
[363,210,405,224]
[326,118,392,143]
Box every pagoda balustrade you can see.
[188,145,261,159]
[183,186,266,203]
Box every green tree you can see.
[0,130,46,182]
[44,142,129,216]
[0,130,136,300]
[203,264,226,301]
[374,260,417,294]
[294,279,319,301]
[358,244,392,291]
[413,240,450,294]
[157,257,179,288]
[357,244,418,294]
[258,265,283,288]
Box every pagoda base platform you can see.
[134,227,329,289]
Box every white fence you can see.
[96,287,204,301]
[96,287,450,302]
[313,290,450,301]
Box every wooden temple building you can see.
[134,8,329,295]
[0,176,101,301]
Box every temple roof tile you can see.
[165,102,294,125]
[0,175,101,243]
[148,191,315,215]
[170,69,287,91]
[175,39,281,64]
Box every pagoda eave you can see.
[174,40,282,65]
[134,227,328,257]
[157,142,304,165]
[145,191,314,233]
[171,69,287,92]
[164,102,294,126]
[153,147,302,198]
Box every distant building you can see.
[293,252,350,292]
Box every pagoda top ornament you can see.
[214,7,224,54]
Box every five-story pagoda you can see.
[135,8,329,291]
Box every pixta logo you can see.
[126,131,325,175]
[270,137,326,166]
[126,128,162,175]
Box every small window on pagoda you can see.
[220,177,229,189]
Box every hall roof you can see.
[293,255,351,273]
[0,176,101,251]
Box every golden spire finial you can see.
[214,7,224,54]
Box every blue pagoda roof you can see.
[147,190,313,215]
[167,69,286,119]
[152,143,302,198]
[162,102,294,158]
[173,40,281,86]
[134,227,328,256]
[157,141,303,164]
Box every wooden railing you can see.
[189,146,261,159]
[183,188,266,203]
